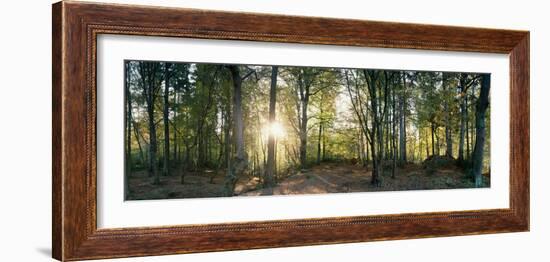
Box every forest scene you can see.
[124,60,491,200]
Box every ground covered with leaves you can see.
[126,159,489,200]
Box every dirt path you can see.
[309,173,337,187]
[241,162,486,196]
[128,162,487,200]
[241,163,372,196]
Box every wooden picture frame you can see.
[52,1,529,261]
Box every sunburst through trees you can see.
[124,60,490,200]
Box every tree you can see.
[344,69,388,185]
[312,73,338,164]
[137,61,162,184]
[285,68,324,169]
[472,74,490,187]
[364,69,384,185]
[399,72,408,163]
[391,73,398,178]
[224,65,255,196]
[170,63,191,166]
[457,73,478,164]
[442,72,453,157]
[344,69,371,166]
[265,66,278,188]
[162,63,172,177]
[192,65,218,168]
[124,61,132,199]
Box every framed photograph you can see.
[52,1,529,261]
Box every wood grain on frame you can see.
[52,1,529,261]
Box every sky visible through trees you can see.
[124,60,491,200]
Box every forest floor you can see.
[241,162,488,196]
[127,161,490,200]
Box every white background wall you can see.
[0,0,547,261]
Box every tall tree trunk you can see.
[364,70,381,185]
[365,131,369,164]
[218,109,225,168]
[197,125,204,167]
[368,130,379,185]
[224,107,231,169]
[125,62,132,199]
[222,103,232,185]
[299,90,309,169]
[467,85,474,159]
[431,122,435,156]
[359,129,366,165]
[424,128,429,157]
[265,66,278,188]
[139,62,160,184]
[391,80,397,178]
[385,115,390,160]
[132,120,145,165]
[458,75,467,163]
[443,73,453,157]
[381,75,389,161]
[180,143,189,184]
[148,95,159,184]
[435,128,441,155]
[466,108,470,159]
[163,63,171,176]
[173,92,178,166]
[399,73,407,163]
[317,102,323,165]
[472,74,490,187]
[224,65,247,196]
[322,127,327,161]
[231,67,246,162]
[317,122,322,164]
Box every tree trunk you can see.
[224,65,246,196]
[358,129,365,165]
[364,70,381,185]
[467,85,474,159]
[148,95,159,184]
[435,128,440,155]
[163,63,171,176]
[222,103,231,186]
[431,122,435,156]
[322,127,327,161]
[424,128,429,158]
[139,62,160,185]
[392,80,397,178]
[125,62,132,199]
[317,122,322,164]
[173,92,178,166]
[131,118,145,165]
[443,73,453,157]
[472,74,490,187]
[369,133,379,185]
[224,107,231,169]
[458,75,467,163]
[317,101,323,165]
[265,66,278,188]
[399,73,407,163]
[365,131,369,164]
[180,144,189,184]
[299,91,309,169]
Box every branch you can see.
[241,68,256,81]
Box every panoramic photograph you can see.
[123,60,491,200]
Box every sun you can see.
[264,121,286,139]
